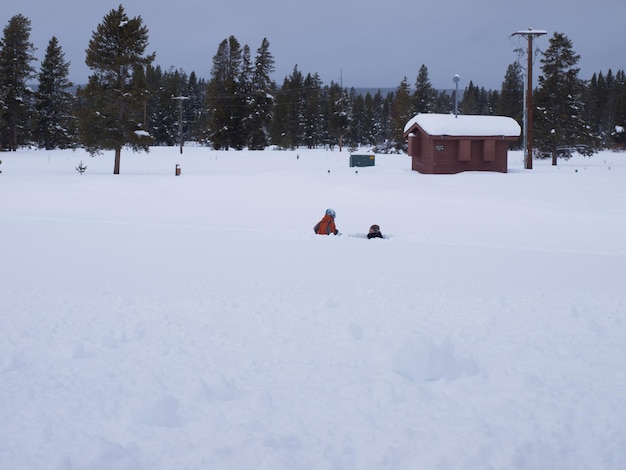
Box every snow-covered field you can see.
[1,146,625,469]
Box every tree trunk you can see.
[552,150,557,166]
[114,147,121,174]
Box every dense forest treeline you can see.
[1,8,625,166]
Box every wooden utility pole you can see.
[511,28,546,170]
[172,96,189,154]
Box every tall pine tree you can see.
[34,36,76,150]
[369,90,392,147]
[326,81,349,151]
[186,70,206,144]
[497,62,524,148]
[534,32,598,164]
[460,81,492,114]
[301,73,324,149]
[271,65,305,149]
[0,14,37,150]
[413,64,434,114]
[146,66,192,146]
[246,38,275,150]
[347,88,365,150]
[584,69,625,148]
[390,77,412,151]
[497,62,523,120]
[77,5,154,174]
[205,36,243,150]
[361,91,377,146]
[612,70,626,147]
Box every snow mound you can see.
[69,435,139,470]
[391,332,480,381]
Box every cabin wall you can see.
[428,138,510,174]
[409,130,435,173]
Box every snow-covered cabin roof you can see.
[404,113,521,137]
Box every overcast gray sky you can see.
[3,0,625,91]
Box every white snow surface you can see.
[1,146,625,469]
[404,113,522,137]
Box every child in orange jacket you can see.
[314,209,339,235]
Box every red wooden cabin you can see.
[403,114,521,174]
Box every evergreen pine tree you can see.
[460,81,480,114]
[612,70,626,148]
[497,63,523,120]
[143,65,167,144]
[361,91,377,146]
[146,67,189,146]
[246,38,275,150]
[496,63,524,148]
[390,77,412,151]
[271,65,306,149]
[0,14,37,150]
[585,69,623,148]
[238,44,254,148]
[301,73,324,149]
[228,40,246,150]
[186,70,206,144]
[77,5,155,174]
[34,36,76,150]
[270,75,290,148]
[205,36,243,150]
[432,90,453,114]
[534,32,598,164]
[413,64,435,114]
[369,89,388,147]
[326,81,349,151]
[167,69,190,147]
[371,90,394,151]
[486,89,499,115]
[585,72,609,146]
[347,89,365,149]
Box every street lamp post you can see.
[453,74,460,118]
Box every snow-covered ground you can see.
[1,146,625,469]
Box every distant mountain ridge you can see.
[352,87,456,96]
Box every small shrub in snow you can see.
[76,161,87,175]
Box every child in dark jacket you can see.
[314,209,339,235]
[367,224,383,239]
